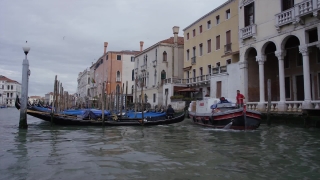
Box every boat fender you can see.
[209,116,214,124]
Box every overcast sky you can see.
[0,0,226,96]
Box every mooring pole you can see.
[267,79,271,126]
[19,44,30,129]
[102,82,105,126]
[51,76,57,125]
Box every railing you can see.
[275,0,320,28]
[140,64,147,71]
[224,43,232,54]
[220,66,227,73]
[212,67,219,74]
[152,60,157,67]
[247,100,320,112]
[240,24,257,40]
[191,57,196,65]
[116,77,121,82]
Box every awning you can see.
[177,88,198,92]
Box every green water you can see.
[0,108,320,180]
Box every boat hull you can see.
[189,109,261,130]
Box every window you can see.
[318,73,320,97]
[208,65,212,74]
[216,15,220,24]
[100,59,103,64]
[285,76,291,99]
[163,51,167,61]
[200,67,203,76]
[88,78,90,84]
[226,59,231,64]
[193,29,195,37]
[154,70,157,85]
[7,93,9,97]
[186,49,190,60]
[10,93,12,97]
[132,85,134,94]
[131,56,135,62]
[225,30,231,52]
[244,2,254,26]
[116,71,121,81]
[192,47,196,57]
[207,20,211,29]
[106,54,108,60]
[199,25,202,33]
[11,85,13,90]
[187,33,189,40]
[207,39,211,53]
[132,69,134,81]
[117,55,121,60]
[199,44,203,56]
[307,29,318,43]
[161,70,166,79]
[192,69,196,82]
[216,35,220,50]
[155,49,157,59]
[226,9,230,19]
[282,0,294,11]
[7,85,9,90]
[216,62,221,67]
[153,93,156,103]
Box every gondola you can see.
[15,97,185,126]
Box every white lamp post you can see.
[19,43,30,129]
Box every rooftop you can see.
[0,75,20,84]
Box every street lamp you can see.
[19,42,30,129]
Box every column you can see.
[239,60,248,101]
[256,55,266,111]
[275,50,287,111]
[299,45,312,109]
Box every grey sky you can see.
[0,0,226,96]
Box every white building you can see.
[134,26,185,108]
[29,96,42,104]
[44,92,54,105]
[238,0,320,111]
[0,75,21,107]
[77,68,91,103]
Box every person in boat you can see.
[166,104,175,118]
[219,97,230,103]
[236,90,245,108]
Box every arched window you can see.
[161,70,166,79]
[155,49,157,59]
[132,69,134,81]
[163,51,167,61]
[116,71,121,82]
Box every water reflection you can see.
[1,108,320,179]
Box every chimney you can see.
[104,42,108,54]
[172,26,180,44]
[140,41,144,52]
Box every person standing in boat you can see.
[166,104,175,118]
[236,90,245,108]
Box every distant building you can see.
[44,92,54,104]
[77,68,90,104]
[0,75,21,107]
[134,26,185,107]
[29,96,42,104]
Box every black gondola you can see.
[15,97,185,126]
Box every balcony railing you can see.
[191,57,196,65]
[140,64,147,71]
[152,60,157,67]
[275,0,320,28]
[116,77,121,82]
[212,66,227,74]
[224,43,232,54]
[240,24,257,40]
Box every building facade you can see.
[44,92,54,105]
[239,0,320,111]
[183,0,240,100]
[134,26,185,108]
[0,75,21,107]
[77,68,91,105]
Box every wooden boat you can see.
[188,98,261,130]
[15,97,185,126]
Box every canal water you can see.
[0,108,320,180]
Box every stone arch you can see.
[261,41,278,56]
[280,35,301,51]
[245,47,259,102]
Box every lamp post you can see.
[19,43,30,129]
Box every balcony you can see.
[163,78,188,84]
[275,0,320,29]
[224,43,232,54]
[212,66,227,74]
[152,60,157,67]
[140,64,147,72]
[240,24,257,41]
[116,77,121,82]
[191,57,196,65]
